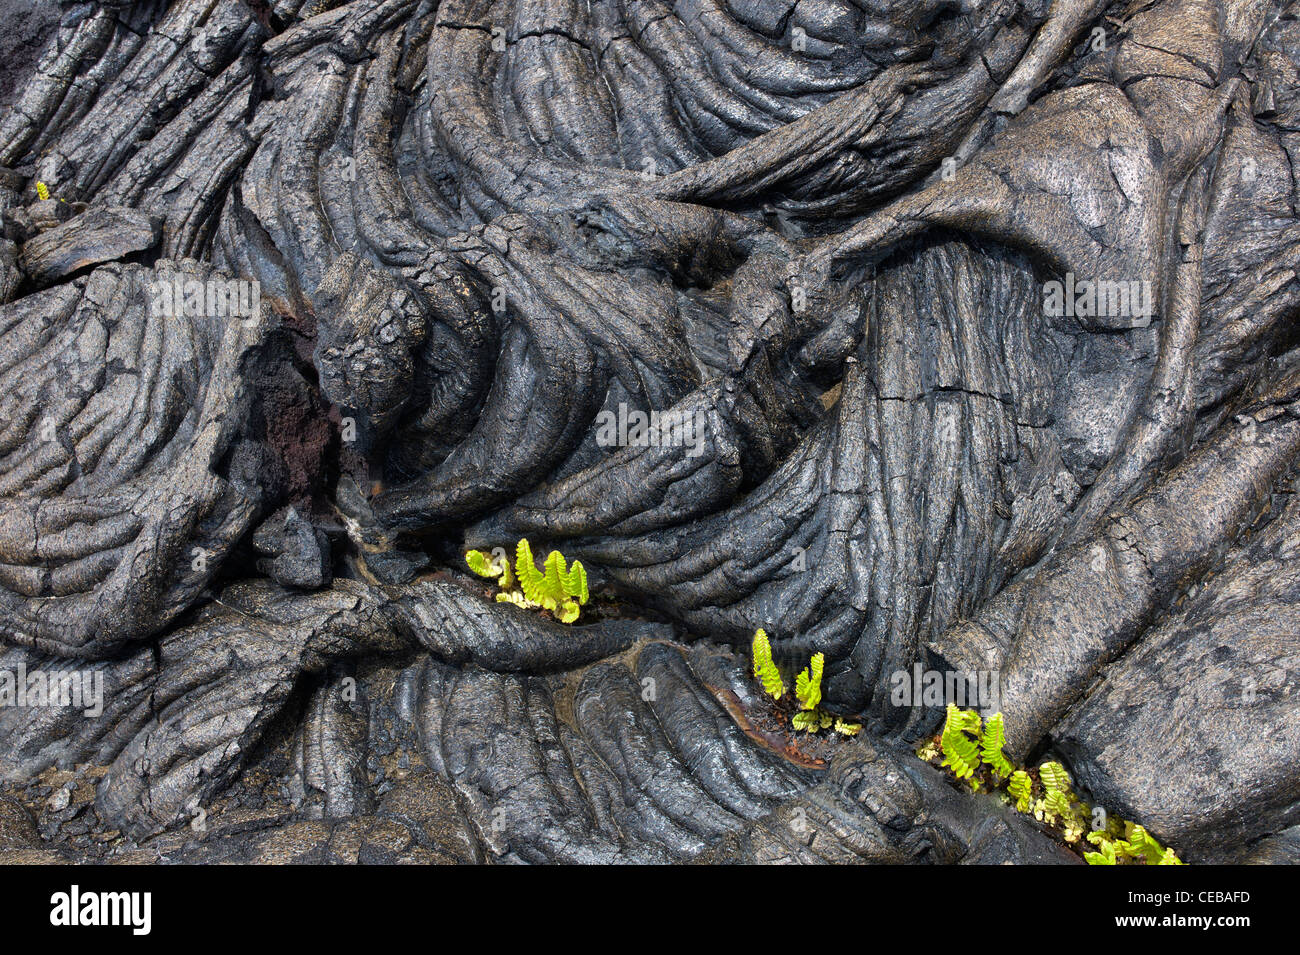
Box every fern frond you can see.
[515,539,548,607]
[542,550,566,595]
[467,549,513,588]
[751,630,785,700]
[792,709,832,733]
[751,630,768,681]
[951,706,982,737]
[466,550,496,578]
[1038,761,1070,794]
[552,552,566,587]
[556,599,581,624]
[1084,841,1117,865]
[795,652,824,711]
[477,539,586,622]
[940,704,981,780]
[1007,770,1033,812]
[562,559,588,604]
[1109,838,1138,860]
[1060,802,1086,843]
[833,718,862,737]
[1123,824,1183,865]
[36,181,50,201]
[979,712,1014,777]
[1041,789,1071,825]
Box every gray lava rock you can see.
[0,0,1297,865]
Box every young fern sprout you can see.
[465,538,589,623]
[979,713,1014,777]
[795,653,824,712]
[923,705,1185,864]
[1084,823,1183,865]
[833,717,861,737]
[748,632,860,736]
[788,647,834,733]
[1038,760,1070,793]
[1007,770,1033,812]
[751,630,785,700]
[465,548,514,589]
[940,703,982,780]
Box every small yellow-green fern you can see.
[36,180,50,201]
[833,717,862,737]
[923,708,1186,864]
[749,638,862,736]
[751,630,785,700]
[792,709,833,732]
[1007,770,1033,812]
[466,549,514,589]
[1085,825,1183,865]
[515,539,588,623]
[495,590,530,609]
[561,559,588,605]
[1084,836,1118,865]
[541,550,570,619]
[466,539,588,623]
[795,652,824,711]
[1039,788,1072,826]
[515,539,548,606]
[979,713,1014,777]
[940,703,982,780]
[1121,824,1184,865]
[1038,761,1070,794]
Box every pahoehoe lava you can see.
[0,0,1297,865]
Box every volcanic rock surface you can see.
[0,0,1297,864]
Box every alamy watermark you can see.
[1043,272,1153,328]
[149,271,261,324]
[50,886,150,935]
[889,664,1000,714]
[0,664,103,717]
[594,403,706,458]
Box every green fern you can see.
[562,559,589,605]
[495,590,530,609]
[1061,806,1086,843]
[515,539,589,623]
[940,703,982,780]
[466,549,495,577]
[979,713,1014,777]
[1040,789,1072,825]
[833,717,862,737]
[467,539,588,623]
[541,550,575,622]
[1007,770,1033,812]
[792,709,832,733]
[1038,761,1070,794]
[751,630,785,700]
[1084,839,1118,865]
[515,539,548,607]
[1122,824,1184,865]
[795,652,824,711]
[922,709,1187,864]
[466,549,514,589]
[749,639,860,736]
